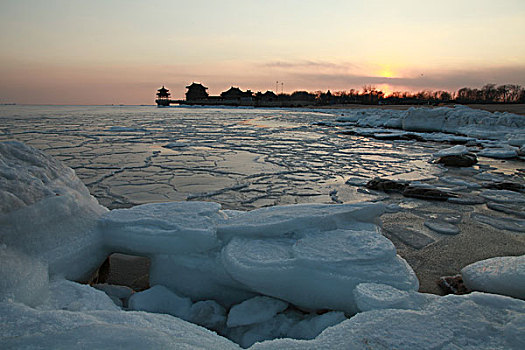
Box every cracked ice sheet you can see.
[1,105,521,211]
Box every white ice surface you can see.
[462,255,525,299]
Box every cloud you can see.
[258,61,525,92]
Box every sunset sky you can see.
[1,0,524,104]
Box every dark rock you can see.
[366,178,409,192]
[438,275,470,295]
[403,186,456,201]
[435,153,477,167]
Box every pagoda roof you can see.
[186,82,208,89]
[157,86,170,92]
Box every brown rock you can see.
[366,178,409,192]
[435,153,477,167]
[402,186,455,201]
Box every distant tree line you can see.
[280,84,525,106]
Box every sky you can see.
[1,0,524,104]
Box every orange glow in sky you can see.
[0,1,524,104]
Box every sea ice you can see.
[0,141,108,280]
[479,189,525,204]
[227,296,288,327]
[41,279,120,312]
[478,147,518,159]
[353,282,438,312]
[424,219,460,235]
[99,201,224,255]
[461,255,525,299]
[128,285,192,319]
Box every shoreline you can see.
[314,103,525,115]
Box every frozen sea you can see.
[0,104,490,210]
[2,105,525,349]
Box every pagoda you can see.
[155,86,171,106]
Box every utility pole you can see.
[276,81,279,93]
[281,82,284,94]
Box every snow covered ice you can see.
[462,255,525,299]
[1,102,525,349]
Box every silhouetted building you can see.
[290,91,316,106]
[186,83,209,101]
[156,86,171,106]
[220,87,254,105]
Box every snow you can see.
[227,296,288,327]
[462,255,525,299]
[252,293,525,350]
[0,301,241,350]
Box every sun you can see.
[379,68,395,78]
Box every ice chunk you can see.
[424,220,460,235]
[92,283,134,300]
[0,141,108,280]
[99,201,224,255]
[228,313,296,348]
[188,300,227,331]
[286,311,346,340]
[471,213,525,233]
[128,285,192,319]
[0,246,48,307]
[150,252,257,308]
[222,229,418,314]
[461,255,525,299]
[479,189,525,204]
[292,226,396,264]
[41,279,120,311]
[217,202,386,242]
[441,176,481,189]
[0,301,240,349]
[353,283,438,312]
[479,147,518,159]
[433,145,469,157]
[402,107,447,132]
[227,296,288,327]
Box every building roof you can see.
[186,82,208,90]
